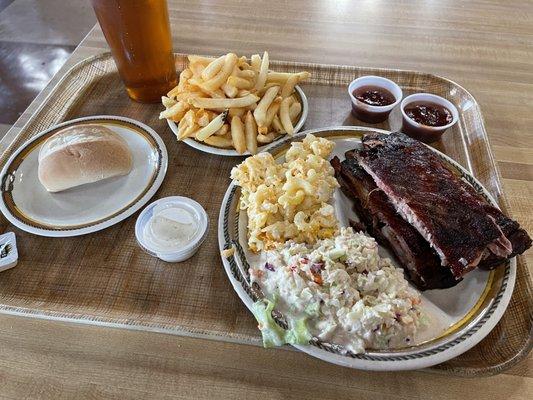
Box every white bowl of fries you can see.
[160,52,309,156]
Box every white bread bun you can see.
[38,124,133,192]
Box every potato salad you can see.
[250,228,425,353]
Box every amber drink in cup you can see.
[90,0,178,103]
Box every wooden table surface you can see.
[0,0,531,398]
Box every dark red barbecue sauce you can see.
[353,85,395,107]
[404,102,453,127]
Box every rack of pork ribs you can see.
[331,132,531,290]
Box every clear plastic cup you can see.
[135,196,209,262]
[348,76,403,123]
[400,93,459,143]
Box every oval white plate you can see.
[0,116,168,237]
[167,85,308,156]
[218,126,516,371]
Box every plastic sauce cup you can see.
[400,93,459,143]
[135,196,209,262]
[348,76,403,123]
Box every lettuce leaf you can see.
[285,317,313,344]
[251,298,312,348]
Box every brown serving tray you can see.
[0,53,530,376]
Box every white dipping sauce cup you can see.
[348,76,403,123]
[135,196,208,263]
[400,93,459,143]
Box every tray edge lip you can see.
[0,51,528,376]
[0,52,112,156]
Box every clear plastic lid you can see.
[135,196,209,259]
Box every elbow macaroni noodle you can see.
[231,134,339,251]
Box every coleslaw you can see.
[250,227,425,353]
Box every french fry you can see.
[214,123,229,136]
[266,71,311,85]
[244,111,258,154]
[195,110,228,141]
[167,86,180,99]
[264,97,281,127]
[177,111,199,139]
[237,56,251,69]
[162,96,177,108]
[230,65,240,78]
[162,52,309,152]
[206,110,219,120]
[176,116,187,133]
[194,87,226,100]
[190,62,205,78]
[190,78,225,99]
[182,124,199,139]
[281,74,298,98]
[197,111,210,127]
[208,89,225,99]
[251,54,261,71]
[174,91,206,102]
[272,115,284,133]
[257,132,277,144]
[190,94,259,109]
[168,69,193,97]
[228,108,246,118]
[266,72,291,84]
[253,85,279,127]
[184,79,203,90]
[207,108,227,114]
[279,96,294,135]
[187,77,204,88]
[222,83,238,98]
[187,55,215,65]
[159,101,188,120]
[256,82,279,97]
[182,109,196,127]
[237,69,256,79]
[201,55,225,80]
[177,122,189,139]
[254,51,269,90]
[227,76,254,90]
[285,95,296,107]
[201,53,238,91]
[258,97,281,135]
[189,82,225,100]
[204,134,233,148]
[289,102,302,124]
[231,116,246,154]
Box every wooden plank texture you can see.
[0,314,531,400]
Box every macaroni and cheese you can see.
[230,134,339,251]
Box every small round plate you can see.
[167,85,308,156]
[218,126,516,371]
[0,116,168,237]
